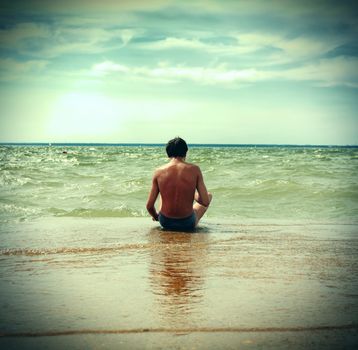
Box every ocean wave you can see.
[1,145,357,222]
[0,171,33,187]
[0,203,42,217]
[50,207,145,218]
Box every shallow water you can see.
[0,145,357,223]
[0,218,357,349]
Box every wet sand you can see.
[0,218,357,349]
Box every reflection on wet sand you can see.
[148,227,209,326]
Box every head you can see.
[166,137,188,158]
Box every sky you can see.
[0,0,357,145]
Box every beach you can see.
[0,217,357,349]
[1,145,358,349]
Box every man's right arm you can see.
[146,172,160,221]
[196,167,210,207]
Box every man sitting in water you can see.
[146,137,212,231]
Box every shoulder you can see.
[153,164,167,177]
[185,162,201,173]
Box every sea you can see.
[1,144,358,349]
[0,144,357,224]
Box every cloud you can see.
[0,58,48,80]
[92,61,129,75]
[138,37,209,51]
[0,22,136,58]
[148,66,260,84]
[0,22,50,46]
[282,56,358,87]
[91,60,261,84]
[135,35,266,60]
[0,0,172,13]
[90,56,358,88]
[137,31,347,67]
[275,36,343,60]
[0,0,356,90]
[234,33,343,59]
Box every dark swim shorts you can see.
[158,212,196,231]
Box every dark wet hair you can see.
[166,137,188,158]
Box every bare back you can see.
[156,160,198,218]
[146,157,210,223]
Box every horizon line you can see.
[0,142,357,148]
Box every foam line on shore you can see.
[1,325,357,337]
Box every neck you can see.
[170,157,185,162]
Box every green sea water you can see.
[0,145,357,223]
[1,145,358,349]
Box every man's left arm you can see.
[146,174,159,221]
